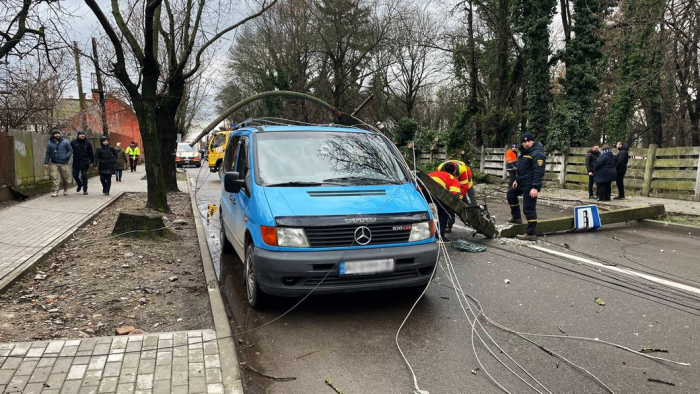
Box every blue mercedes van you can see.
[219,125,438,308]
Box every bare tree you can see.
[384,6,441,120]
[83,0,277,208]
[0,0,76,62]
[0,53,72,132]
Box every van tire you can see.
[219,211,234,254]
[244,243,268,309]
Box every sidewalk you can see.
[0,330,227,394]
[479,183,700,216]
[538,187,700,215]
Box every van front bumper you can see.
[253,242,438,297]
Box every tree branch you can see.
[183,0,279,79]
[83,0,139,96]
[110,0,146,62]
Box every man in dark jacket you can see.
[614,142,629,199]
[70,131,95,195]
[584,145,600,199]
[507,132,546,241]
[94,136,117,196]
[594,145,617,201]
[44,130,73,197]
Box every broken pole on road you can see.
[499,204,666,238]
[415,171,499,239]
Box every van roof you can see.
[239,125,373,134]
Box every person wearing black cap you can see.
[70,131,95,195]
[94,136,117,196]
[507,132,546,241]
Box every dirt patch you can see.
[0,192,213,342]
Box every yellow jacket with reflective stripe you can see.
[438,160,473,195]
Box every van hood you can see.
[262,184,429,218]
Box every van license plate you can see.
[339,259,394,276]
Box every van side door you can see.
[220,135,241,257]
[230,136,251,256]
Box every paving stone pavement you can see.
[0,330,233,394]
[0,169,187,292]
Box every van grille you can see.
[304,223,412,248]
[307,190,386,197]
[304,270,418,286]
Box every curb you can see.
[634,219,700,237]
[187,177,244,393]
[0,191,126,293]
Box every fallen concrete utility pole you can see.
[415,171,498,239]
[499,204,666,238]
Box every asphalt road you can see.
[186,167,700,394]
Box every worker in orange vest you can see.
[428,162,460,243]
[438,159,477,233]
[505,144,518,189]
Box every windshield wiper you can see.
[323,176,402,185]
[267,181,324,187]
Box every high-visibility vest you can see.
[506,149,517,164]
[438,160,472,197]
[125,146,140,158]
[428,171,461,195]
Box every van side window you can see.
[235,137,249,180]
[223,136,240,172]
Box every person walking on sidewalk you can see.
[44,130,73,197]
[95,136,117,196]
[594,144,617,201]
[70,131,94,195]
[585,144,600,199]
[114,142,128,182]
[125,142,140,172]
[614,141,629,200]
[505,144,518,189]
[507,132,546,241]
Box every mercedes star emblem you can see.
[354,226,372,245]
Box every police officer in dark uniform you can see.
[507,132,546,241]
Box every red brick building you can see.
[60,93,144,159]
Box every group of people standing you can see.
[44,130,140,197]
[585,142,629,201]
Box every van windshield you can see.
[255,132,408,186]
[177,143,196,152]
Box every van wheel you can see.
[219,211,233,254]
[244,243,267,309]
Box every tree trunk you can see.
[156,76,186,192]
[134,100,170,212]
[137,57,169,212]
[467,0,482,146]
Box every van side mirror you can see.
[224,172,244,193]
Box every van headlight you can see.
[408,221,433,242]
[277,227,310,247]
